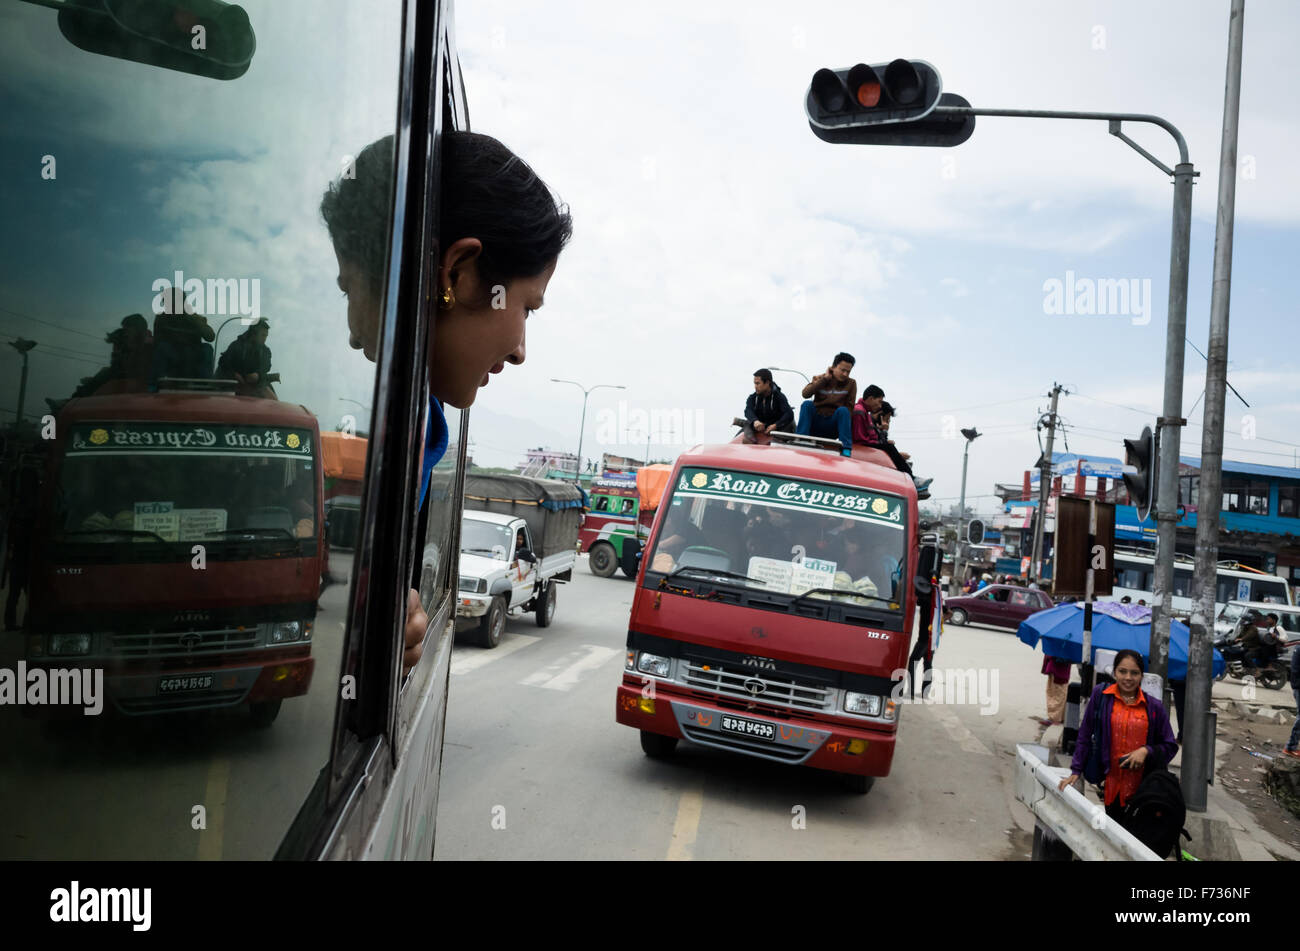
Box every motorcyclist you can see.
[1230,612,1282,670]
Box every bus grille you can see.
[108,628,259,658]
[682,662,833,712]
[680,725,813,762]
[116,688,249,715]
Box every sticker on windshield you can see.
[747,556,837,595]
[675,467,903,527]
[133,502,179,541]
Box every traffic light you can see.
[806,60,975,147]
[967,519,985,545]
[1122,426,1158,522]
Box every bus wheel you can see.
[842,773,875,794]
[639,730,678,759]
[949,608,968,626]
[250,699,282,728]
[535,582,556,628]
[478,596,507,648]
[589,542,618,578]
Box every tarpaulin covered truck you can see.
[456,474,585,647]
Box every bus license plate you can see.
[720,714,775,742]
[158,674,214,694]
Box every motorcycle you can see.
[1214,639,1292,690]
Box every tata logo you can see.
[743,677,766,696]
[742,655,776,671]
[178,633,202,651]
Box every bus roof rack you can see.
[768,431,845,454]
[156,377,239,393]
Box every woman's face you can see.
[1114,657,1143,694]
[430,241,556,409]
[336,250,383,362]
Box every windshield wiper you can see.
[463,547,505,556]
[792,587,897,609]
[665,566,764,586]
[205,527,295,539]
[61,528,168,543]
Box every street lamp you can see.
[629,426,673,467]
[7,338,36,429]
[767,366,810,383]
[951,426,980,594]
[551,379,625,482]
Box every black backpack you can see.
[1120,768,1190,860]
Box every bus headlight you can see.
[844,692,882,717]
[636,652,671,678]
[270,621,302,644]
[49,633,92,656]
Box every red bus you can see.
[616,433,936,792]
[24,386,322,725]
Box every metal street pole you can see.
[551,379,625,483]
[1185,0,1246,814]
[952,427,979,594]
[8,339,36,429]
[768,366,810,383]
[1029,384,1062,584]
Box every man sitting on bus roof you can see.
[741,368,794,443]
[851,387,933,498]
[795,352,857,455]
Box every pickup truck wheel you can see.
[949,607,968,626]
[639,730,678,759]
[589,542,617,578]
[250,699,282,728]
[842,773,875,794]
[535,582,556,628]
[478,596,507,648]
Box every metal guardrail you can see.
[1015,743,1161,861]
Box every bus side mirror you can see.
[917,544,939,581]
[914,575,932,597]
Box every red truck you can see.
[615,432,937,792]
[23,385,322,725]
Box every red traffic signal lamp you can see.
[1122,425,1158,523]
[807,59,975,147]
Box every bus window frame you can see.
[275,0,458,860]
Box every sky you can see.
[1,0,1297,522]
[450,0,1300,515]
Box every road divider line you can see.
[931,707,994,756]
[518,644,620,691]
[452,633,541,676]
[666,785,704,861]
[196,757,229,861]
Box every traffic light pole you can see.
[1184,0,1246,814]
[1029,384,1061,585]
[932,102,1196,696]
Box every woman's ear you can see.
[439,237,484,301]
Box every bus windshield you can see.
[53,423,317,558]
[646,466,907,611]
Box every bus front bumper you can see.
[615,680,896,777]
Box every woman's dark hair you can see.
[1113,649,1145,674]
[321,131,572,297]
[879,401,896,418]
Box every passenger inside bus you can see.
[321,130,571,672]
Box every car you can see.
[946,584,1054,630]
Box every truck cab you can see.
[615,433,931,792]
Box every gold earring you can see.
[439,285,455,310]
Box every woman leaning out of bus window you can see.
[1057,650,1178,825]
[321,131,573,672]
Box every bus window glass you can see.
[421,404,463,613]
[0,0,404,859]
[1171,567,1195,599]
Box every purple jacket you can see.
[1070,684,1178,779]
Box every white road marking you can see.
[667,785,704,861]
[931,707,994,756]
[518,644,622,691]
[451,634,541,675]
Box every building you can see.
[996,451,1300,596]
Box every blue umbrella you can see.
[1018,603,1224,681]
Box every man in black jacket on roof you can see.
[741,368,794,443]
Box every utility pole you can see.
[8,339,36,430]
[1029,384,1062,585]
[1185,0,1246,814]
[951,427,981,594]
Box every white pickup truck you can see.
[455,475,583,648]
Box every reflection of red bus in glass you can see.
[616,435,934,792]
[24,388,323,726]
